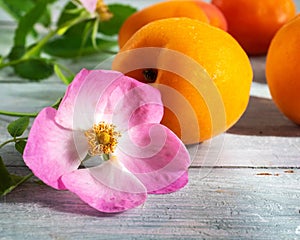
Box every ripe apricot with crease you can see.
[113,18,253,143]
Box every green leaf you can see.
[0,0,53,26]
[0,0,35,21]
[14,58,54,81]
[0,156,14,195]
[15,140,27,155]
[37,7,52,28]
[7,117,30,138]
[65,20,93,37]
[13,0,49,47]
[99,4,137,36]
[44,36,117,58]
[8,46,26,61]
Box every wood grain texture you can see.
[1,168,300,240]
[228,96,300,137]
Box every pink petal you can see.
[61,160,147,213]
[79,0,97,13]
[23,107,86,190]
[148,171,188,194]
[108,81,163,131]
[116,123,190,193]
[55,69,124,130]
[56,69,163,132]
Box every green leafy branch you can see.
[0,0,136,83]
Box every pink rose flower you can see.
[23,69,190,213]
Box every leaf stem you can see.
[24,12,91,59]
[15,172,34,186]
[0,137,28,149]
[0,110,38,118]
[2,173,34,196]
[55,63,74,77]
[0,59,24,70]
[54,62,75,85]
[22,30,58,59]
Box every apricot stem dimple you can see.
[143,69,158,83]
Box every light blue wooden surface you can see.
[1,1,300,239]
[1,168,300,240]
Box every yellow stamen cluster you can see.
[85,122,121,157]
[96,0,113,21]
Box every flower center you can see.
[85,122,121,158]
[98,132,111,145]
[96,0,113,21]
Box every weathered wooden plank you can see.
[1,98,300,169]
[2,131,300,169]
[1,168,299,240]
[0,82,66,114]
[189,134,300,168]
[228,96,300,137]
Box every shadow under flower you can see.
[1,181,123,217]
